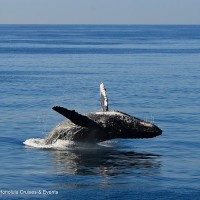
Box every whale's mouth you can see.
[140,125,162,138]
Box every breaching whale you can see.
[45,83,162,144]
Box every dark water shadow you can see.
[47,143,161,178]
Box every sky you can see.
[0,0,200,24]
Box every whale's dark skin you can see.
[45,106,162,144]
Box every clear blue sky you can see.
[0,0,200,24]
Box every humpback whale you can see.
[45,83,162,144]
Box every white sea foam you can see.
[23,138,118,150]
[23,138,75,150]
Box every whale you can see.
[44,83,162,144]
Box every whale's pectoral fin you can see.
[100,82,108,112]
[52,106,101,129]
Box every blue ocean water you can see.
[0,25,200,199]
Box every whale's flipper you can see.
[100,82,108,112]
[52,106,101,129]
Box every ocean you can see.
[0,25,199,199]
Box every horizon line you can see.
[0,23,200,26]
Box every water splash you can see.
[23,138,76,150]
[23,138,118,150]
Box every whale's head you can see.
[94,111,162,140]
[126,120,162,139]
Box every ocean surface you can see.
[0,25,200,199]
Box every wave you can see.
[2,47,200,55]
